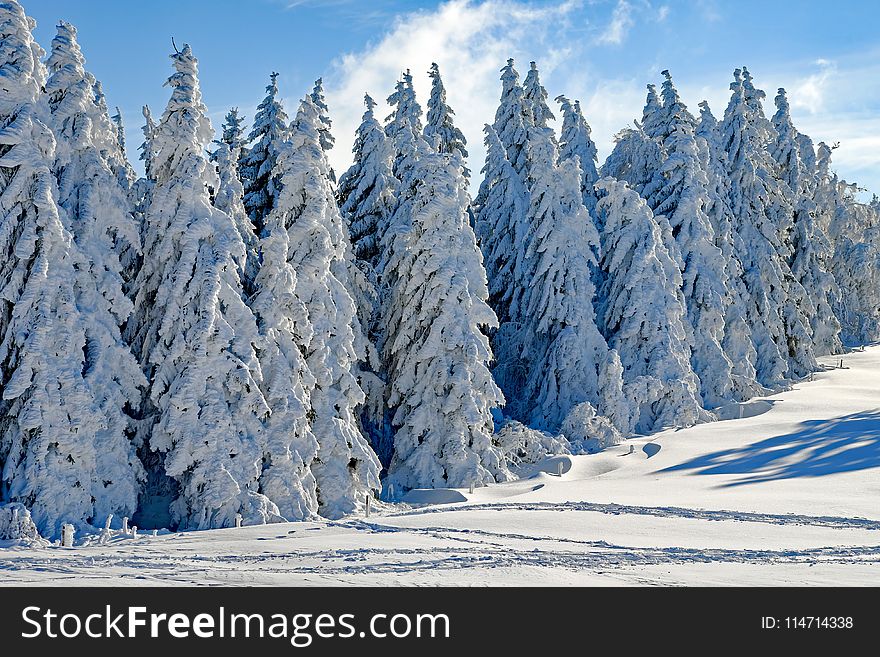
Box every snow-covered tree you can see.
[640,83,664,140]
[310,78,334,153]
[0,1,136,538]
[385,69,423,177]
[425,62,468,175]
[272,96,380,517]
[125,44,275,530]
[646,72,735,408]
[772,89,842,356]
[338,94,397,271]
[336,93,397,464]
[596,177,709,433]
[492,59,532,178]
[240,72,288,234]
[250,174,320,522]
[601,124,664,201]
[212,107,246,157]
[556,95,600,216]
[696,100,764,400]
[515,128,626,431]
[475,124,528,326]
[819,145,880,345]
[720,68,811,386]
[310,78,335,182]
[382,135,509,491]
[211,142,258,291]
[137,104,157,182]
[44,18,147,523]
[110,106,137,189]
[523,61,554,130]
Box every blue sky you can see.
[25,0,880,194]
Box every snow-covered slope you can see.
[2,348,879,586]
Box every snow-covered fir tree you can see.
[596,177,709,433]
[696,100,764,400]
[602,123,664,201]
[382,134,509,491]
[310,78,336,182]
[336,93,397,465]
[492,59,532,178]
[272,96,380,517]
[646,72,735,408]
[425,62,469,176]
[819,143,880,345]
[240,72,288,234]
[720,68,812,387]
[771,89,842,356]
[338,94,397,271]
[385,69,423,176]
[138,104,157,182]
[125,44,276,530]
[475,123,529,327]
[522,61,554,131]
[517,128,627,432]
[556,95,600,216]
[44,18,148,523]
[250,164,320,522]
[211,142,259,291]
[110,106,137,189]
[212,107,247,157]
[0,1,138,538]
[640,83,664,140]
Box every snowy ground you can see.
[3,348,880,586]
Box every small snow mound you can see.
[715,400,774,421]
[0,503,45,547]
[401,489,468,506]
[526,455,573,477]
[643,443,661,458]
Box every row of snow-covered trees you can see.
[0,0,878,538]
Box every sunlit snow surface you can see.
[3,348,879,586]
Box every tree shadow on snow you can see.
[660,410,880,487]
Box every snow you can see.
[4,347,880,586]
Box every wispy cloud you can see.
[595,0,634,45]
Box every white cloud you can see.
[595,0,634,46]
[790,59,837,114]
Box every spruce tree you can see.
[646,72,734,408]
[383,135,509,491]
[310,78,336,182]
[522,61,554,131]
[336,94,397,465]
[425,62,468,175]
[696,100,764,400]
[596,177,708,433]
[0,1,136,538]
[518,128,626,432]
[240,72,288,234]
[720,68,797,387]
[272,96,380,517]
[492,59,532,178]
[385,69,423,176]
[772,88,842,357]
[556,95,600,216]
[44,19,148,523]
[125,44,275,530]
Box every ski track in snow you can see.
[381,501,880,531]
